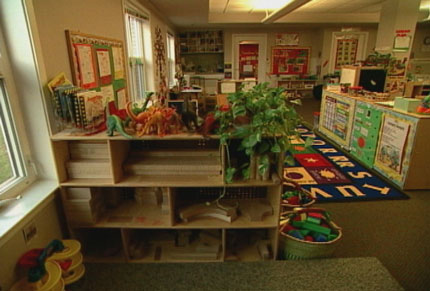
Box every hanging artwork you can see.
[154,26,167,105]
[271,46,310,75]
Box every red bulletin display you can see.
[271,46,310,75]
[239,43,259,79]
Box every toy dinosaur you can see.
[107,114,133,138]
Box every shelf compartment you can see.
[61,187,106,226]
[122,229,223,262]
[173,187,279,229]
[225,229,274,262]
[52,140,113,183]
[120,139,223,184]
[74,187,172,229]
[72,228,126,263]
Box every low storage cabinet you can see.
[52,134,283,263]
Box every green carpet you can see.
[69,257,403,291]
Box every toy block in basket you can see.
[282,177,315,207]
[279,208,342,260]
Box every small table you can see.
[180,89,205,112]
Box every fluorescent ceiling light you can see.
[261,0,311,23]
[252,0,293,11]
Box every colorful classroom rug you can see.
[283,126,409,202]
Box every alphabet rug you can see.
[284,127,409,202]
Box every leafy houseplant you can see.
[215,82,307,183]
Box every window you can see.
[125,8,154,102]
[166,33,176,88]
[0,28,35,199]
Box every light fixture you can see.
[261,0,311,24]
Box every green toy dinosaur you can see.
[106,114,133,139]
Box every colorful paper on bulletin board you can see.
[95,46,113,85]
[350,101,382,168]
[239,43,259,79]
[73,43,97,89]
[271,46,309,75]
[112,46,125,80]
[113,79,127,109]
[374,113,411,178]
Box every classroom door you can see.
[232,34,267,82]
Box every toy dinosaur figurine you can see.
[107,114,132,139]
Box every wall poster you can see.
[350,101,383,167]
[318,91,356,148]
[374,114,411,175]
[271,46,310,75]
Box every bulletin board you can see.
[334,38,358,70]
[65,30,128,109]
[239,43,259,79]
[271,46,310,75]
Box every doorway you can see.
[232,34,267,82]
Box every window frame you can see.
[124,3,154,102]
[166,32,176,89]
[0,25,36,200]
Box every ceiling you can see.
[148,0,430,28]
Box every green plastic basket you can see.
[279,216,342,260]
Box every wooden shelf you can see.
[74,201,171,229]
[51,131,218,141]
[174,214,278,229]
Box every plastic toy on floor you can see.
[10,239,85,290]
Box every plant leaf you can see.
[258,154,270,175]
[271,143,281,153]
[225,167,236,184]
[232,105,246,117]
[304,137,314,148]
[242,166,250,180]
[242,134,259,148]
[284,154,295,166]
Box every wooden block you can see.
[176,230,192,247]
[134,187,162,205]
[238,199,273,222]
[257,241,271,260]
[179,203,238,223]
[69,141,108,160]
[195,242,221,253]
[66,159,111,179]
[199,230,221,245]
[66,187,92,200]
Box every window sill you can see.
[0,179,59,248]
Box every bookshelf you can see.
[52,133,282,263]
[178,30,224,74]
[276,79,317,98]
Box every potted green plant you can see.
[215,82,309,183]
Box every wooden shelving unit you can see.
[277,79,317,98]
[53,132,282,263]
[178,30,224,74]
